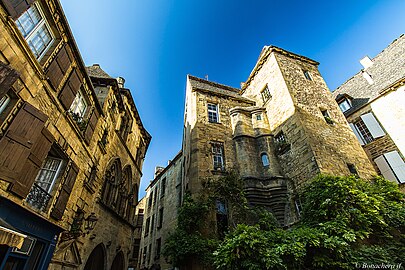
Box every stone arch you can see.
[101,158,122,209]
[83,243,106,270]
[110,251,125,270]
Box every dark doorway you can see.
[110,251,124,270]
[84,244,105,270]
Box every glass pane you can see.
[15,5,41,37]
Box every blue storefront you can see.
[0,197,63,270]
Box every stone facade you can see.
[174,46,377,269]
[139,152,182,270]
[0,1,150,269]
[333,34,405,187]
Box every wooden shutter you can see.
[58,69,82,110]
[361,112,385,139]
[1,0,35,20]
[84,108,99,144]
[51,161,79,220]
[46,44,73,89]
[0,102,54,197]
[0,61,19,98]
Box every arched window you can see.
[119,166,132,218]
[261,153,270,167]
[101,158,122,209]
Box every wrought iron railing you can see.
[26,183,52,212]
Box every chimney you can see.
[117,77,125,88]
[360,56,373,69]
[93,63,100,67]
[154,166,165,177]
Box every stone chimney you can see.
[360,56,373,69]
[154,166,165,177]
[117,77,125,88]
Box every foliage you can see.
[162,193,216,267]
[213,175,405,270]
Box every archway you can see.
[110,251,124,270]
[84,244,106,270]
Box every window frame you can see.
[34,156,64,193]
[0,94,11,115]
[261,153,270,167]
[15,3,54,60]
[211,142,225,171]
[338,98,352,112]
[207,103,219,123]
[261,85,272,103]
[69,88,89,121]
[303,70,312,81]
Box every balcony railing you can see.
[26,183,52,212]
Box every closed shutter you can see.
[50,161,79,220]
[0,102,53,197]
[349,123,365,145]
[361,112,385,139]
[84,108,99,144]
[58,69,82,110]
[9,127,54,197]
[374,155,399,183]
[0,61,19,97]
[1,0,35,20]
[46,44,73,89]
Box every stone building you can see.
[333,34,405,186]
[129,196,146,270]
[0,0,150,269]
[177,46,376,269]
[139,152,182,270]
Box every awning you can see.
[0,219,27,249]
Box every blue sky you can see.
[60,0,405,198]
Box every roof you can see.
[241,45,319,91]
[333,34,405,115]
[187,75,255,104]
[86,64,113,79]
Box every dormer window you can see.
[15,3,54,59]
[338,98,352,112]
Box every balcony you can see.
[26,183,52,212]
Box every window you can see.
[321,109,333,124]
[295,199,302,217]
[303,70,312,81]
[216,200,228,238]
[349,112,385,146]
[261,85,271,103]
[374,151,405,184]
[338,99,352,112]
[160,178,166,198]
[261,153,270,167]
[274,131,290,154]
[274,131,287,144]
[158,208,164,228]
[256,114,262,120]
[0,94,11,114]
[347,163,358,176]
[144,217,150,236]
[15,4,53,59]
[153,188,158,203]
[69,89,88,120]
[150,215,155,234]
[148,191,153,208]
[155,238,161,259]
[212,143,224,170]
[34,157,63,192]
[132,239,141,259]
[26,148,67,212]
[207,103,219,123]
